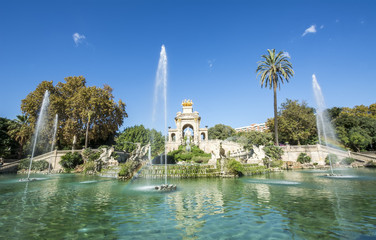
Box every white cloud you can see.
[73,33,86,46]
[320,25,324,29]
[335,19,340,23]
[302,25,317,37]
[283,51,290,58]
[208,59,215,71]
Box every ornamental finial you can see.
[182,99,193,107]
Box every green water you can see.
[1,169,376,239]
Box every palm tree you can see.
[256,49,294,145]
[8,115,32,158]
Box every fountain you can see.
[312,74,340,176]
[152,45,176,191]
[48,114,58,174]
[185,129,191,152]
[20,90,50,181]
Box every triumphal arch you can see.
[166,100,208,152]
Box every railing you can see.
[350,152,376,162]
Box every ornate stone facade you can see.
[166,100,209,152]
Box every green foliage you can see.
[118,163,130,176]
[83,161,96,174]
[168,145,211,163]
[325,154,339,165]
[208,124,236,140]
[331,104,376,152]
[118,160,140,178]
[266,99,317,145]
[270,160,283,168]
[262,144,284,168]
[229,131,273,150]
[33,160,49,171]
[6,115,31,158]
[21,77,127,149]
[18,159,49,171]
[264,144,284,161]
[0,117,20,158]
[226,159,244,176]
[115,125,164,157]
[241,164,270,175]
[18,159,30,170]
[349,127,372,152]
[341,157,355,165]
[297,153,311,164]
[191,156,211,164]
[82,148,101,162]
[60,152,83,170]
[256,49,294,145]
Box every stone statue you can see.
[185,130,192,152]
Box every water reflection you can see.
[1,169,376,239]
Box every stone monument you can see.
[166,99,209,152]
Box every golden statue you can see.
[182,99,193,106]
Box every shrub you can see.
[83,161,96,174]
[262,157,270,167]
[263,145,284,161]
[270,160,283,168]
[325,154,339,165]
[341,157,355,165]
[32,160,49,171]
[168,145,211,163]
[18,159,49,171]
[226,159,244,176]
[18,158,30,170]
[191,156,211,164]
[82,148,101,162]
[297,153,311,164]
[118,161,133,177]
[60,152,83,170]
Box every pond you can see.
[1,168,376,239]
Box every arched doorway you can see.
[182,124,194,143]
[171,133,176,142]
[201,132,206,140]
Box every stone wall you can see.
[30,149,127,172]
[280,144,351,165]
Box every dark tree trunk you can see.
[273,82,279,146]
[85,119,89,149]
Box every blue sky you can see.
[1,0,375,133]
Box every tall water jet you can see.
[153,45,168,185]
[27,90,50,180]
[312,74,339,175]
[48,114,58,174]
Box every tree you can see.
[297,153,311,164]
[266,99,317,145]
[21,76,127,149]
[208,124,236,140]
[7,115,32,158]
[348,127,372,152]
[256,49,294,145]
[233,131,273,150]
[263,144,284,168]
[332,105,376,151]
[327,107,343,120]
[115,125,164,157]
[0,117,20,158]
